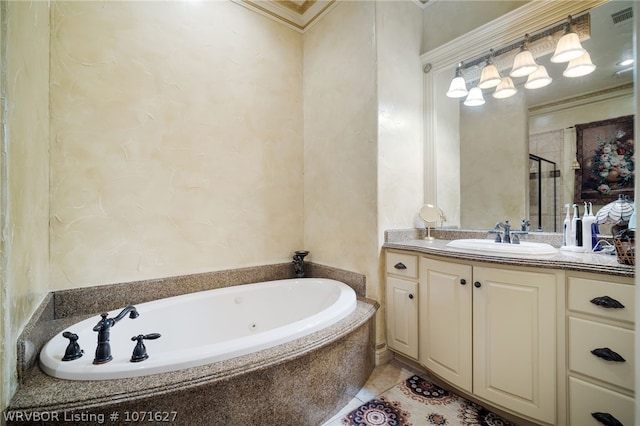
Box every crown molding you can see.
[231,0,339,32]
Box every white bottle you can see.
[562,203,572,247]
[582,202,596,252]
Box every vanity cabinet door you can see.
[386,275,419,359]
[472,266,557,424]
[419,257,472,392]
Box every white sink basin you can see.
[446,239,557,255]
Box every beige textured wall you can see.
[0,0,50,408]
[460,92,528,229]
[377,1,424,239]
[50,1,303,289]
[303,1,378,287]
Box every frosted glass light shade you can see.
[563,51,596,77]
[493,76,517,99]
[510,49,538,77]
[551,32,585,63]
[446,76,468,98]
[464,87,485,106]
[478,64,501,89]
[524,65,552,89]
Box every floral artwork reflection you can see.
[575,115,634,204]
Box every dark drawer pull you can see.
[592,412,624,426]
[394,262,407,270]
[474,281,481,288]
[460,279,467,285]
[591,347,626,362]
[590,296,625,309]
[408,294,414,300]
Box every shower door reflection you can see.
[529,154,558,232]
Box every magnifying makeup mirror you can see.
[420,204,440,241]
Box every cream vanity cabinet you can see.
[419,257,558,425]
[566,272,635,426]
[385,251,419,359]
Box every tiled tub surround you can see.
[385,228,633,277]
[7,263,377,425]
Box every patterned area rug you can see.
[341,375,514,426]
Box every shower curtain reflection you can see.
[529,154,558,232]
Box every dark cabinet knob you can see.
[408,294,414,299]
[591,412,623,426]
[394,262,407,270]
[591,347,626,362]
[590,296,625,309]
[460,279,467,285]
[474,281,481,288]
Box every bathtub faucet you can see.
[92,305,139,364]
[292,250,309,278]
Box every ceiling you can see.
[235,0,431,31]
[232,0,338,31]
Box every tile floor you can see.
[321,358,423,425]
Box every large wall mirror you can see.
[420,0,634,232]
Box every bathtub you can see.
[39,278,357,381]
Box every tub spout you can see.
[92,306,139,364]
[292,250,309,278]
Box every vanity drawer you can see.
[568,276,634,323]
[569,317,634,391]
[569,377,634,426]
[386,252,418,279]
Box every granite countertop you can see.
[384,229,634,278]
[8,298,377,412]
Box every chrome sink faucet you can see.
[495,221,512,244]
[92,305,139,364]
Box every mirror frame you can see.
[419,0,610,228]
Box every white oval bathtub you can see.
[40,278,357,381]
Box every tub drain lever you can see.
[130,333,161,363]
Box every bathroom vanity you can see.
[384,234,634,426]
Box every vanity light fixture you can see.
[524,65,553,89]
[551,16,586,63]
[510,34,538,78]
[446,63,468,98]
[493,75,517,99]
[563,51,596,77]
[477,51,501,89]
[464,87,485,106]
[448,13,592,106]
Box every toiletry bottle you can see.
[562,204,572,247]
[570,204,577,246]
[590,203,602,251]
[572,204,582,247]
[582,201,595,252]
